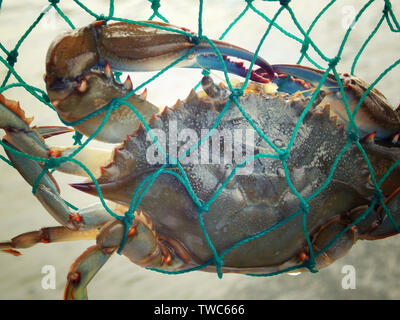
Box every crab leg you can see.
[5,145,113,230]
[0,226,98,256]
[64,245,113,300]
[0,97,115,232]
[300,187,400,270]
[3,137,113,229]
[270,64,400,140]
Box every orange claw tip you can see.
[392,133,400,144]
[104,61,114,79]
[91,20,105,28]
[363,131,376,144]
[76,79,88,93]
[2,249,22,256]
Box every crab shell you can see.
[74,79,400,274]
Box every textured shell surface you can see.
[96,85,373,271]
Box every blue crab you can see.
[0,21,399,300]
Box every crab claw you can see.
[90,21,274,81]
[270,64,400,141]
[45,21,274,143]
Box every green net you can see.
[0,0,399,279]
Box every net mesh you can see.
[0,0,399,278]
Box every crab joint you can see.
[298,250,308,262]
[161,250,172,265]
[70,213,83,223]
[67,271,81,284]
[349,225,358,233]
[128,225,136,237]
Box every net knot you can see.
[279,0,291,7]
[299,201,310,214]
[301,38,310,55]
[117,211,135,254]
[200,203,210,213]
[97,14,108,23]
[45,156,62,169]
[328,56,341,69]
[347,128,359,142]
[7,49,18,66]
[383,0,392,15]
[72,131,83,145]
[190,35,202,46]
[245,0,254,4]
[48,0,60,5]
[109,97,124,110]
[373,188,385,203]
[278,149,290,162]
[149,0,161,12]
[305,260,318,273]
[229,88,244,99]
[123,210,135,225]
[42,92,50,103]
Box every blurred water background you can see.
[0,0,399,299]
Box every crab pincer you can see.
[45,21,274,143]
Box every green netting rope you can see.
[0,0,399,278]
